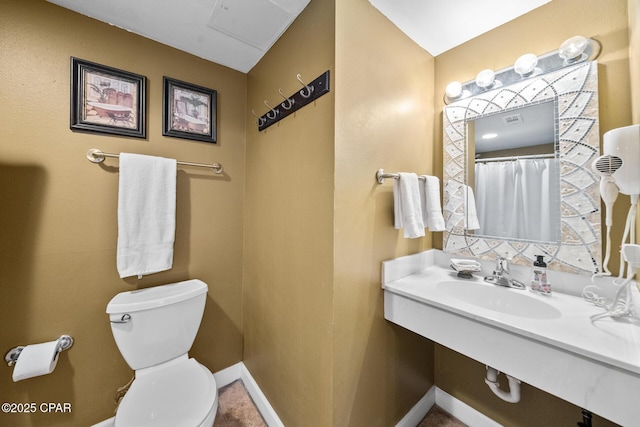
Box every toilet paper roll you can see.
[12,341,60,382]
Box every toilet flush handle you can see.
[110,314,131,324]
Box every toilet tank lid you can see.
[106,279,208,314]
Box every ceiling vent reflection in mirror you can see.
[443,61,601,275]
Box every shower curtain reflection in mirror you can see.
[473,157,561,243]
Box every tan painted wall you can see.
[245,0,435,424]
[333,0,435,425]
[243,0,336,424]
[433,0,630,425]
[0,1,246,426]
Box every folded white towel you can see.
[117,153,177,279]
[450,258,482,272]
[464,185,481,231]
[393,172,425,239]
[419,175,446,232]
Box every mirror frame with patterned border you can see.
[442,61,601,274]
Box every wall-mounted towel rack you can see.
[253,70,330,132]
[376,169,427,184]
[86,149,223,174]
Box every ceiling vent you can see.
[502,114,524,125]
[207,0,292,50]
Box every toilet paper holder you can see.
[4,335,74,367]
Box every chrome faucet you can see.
[495,256,512,284]
[484,255,525,290]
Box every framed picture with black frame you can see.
[70,57,146,138]
[162,77,217,144]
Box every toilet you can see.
[106,279,218,427]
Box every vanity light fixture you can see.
[442,35,601,104]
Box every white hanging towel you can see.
[464,185,481,231]
[117,153,177,279]
[393,172,425,238]
[419,175,446,232]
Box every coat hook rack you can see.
[255,70,330,131]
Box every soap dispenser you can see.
[530,255,551,295]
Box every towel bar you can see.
[87,149,223,174]
[376,169,427,184]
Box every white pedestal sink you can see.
[382,250,640,427]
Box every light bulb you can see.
[559,36,588,62]
[475,69,495,89]
[514,54,538,77]
[445,81,463,99]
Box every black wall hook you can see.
[278,88,295,110]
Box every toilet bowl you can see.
[106,280,217,427]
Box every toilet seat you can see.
[115,358,217,427]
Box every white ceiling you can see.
[47,0,551,73]
[368,0,551,56]
[474,100,555,154]
[47,0,311,73]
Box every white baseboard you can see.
[212,361,243,388]
[214,361,284,427]
[222,367,499,427]
[436,388,503,427]
[395,386,436,427]
[238,363,284,427]
[396,386,502,427]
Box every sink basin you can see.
[436,281,562,319]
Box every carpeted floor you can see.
[215,381,267,427]
[418,405,468,426]
[214,381,467,427]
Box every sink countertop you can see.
[382,250,640,426]
[383,263,640,376]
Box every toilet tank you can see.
[106,279,208,370]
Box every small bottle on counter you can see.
[530,255,551,295]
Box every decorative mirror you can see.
[442,61,601,274]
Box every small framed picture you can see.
[70,57,146,138]
[162,77,217,144]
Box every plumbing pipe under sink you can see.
[485,366,521,403]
